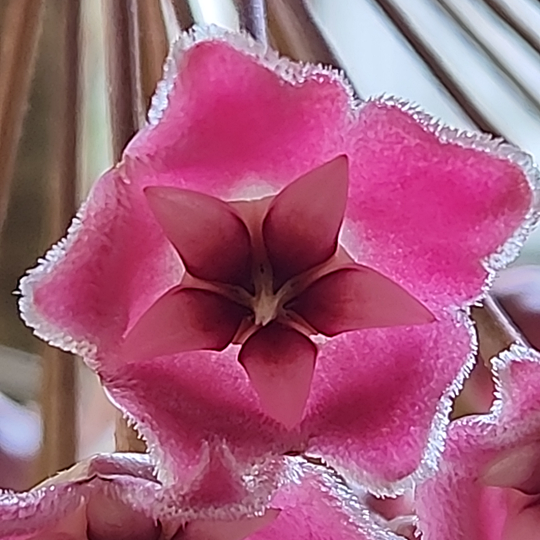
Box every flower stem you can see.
[39,0,80,481]
[0,0,44,240]
[104,0,143,161]
[238,0,268,47]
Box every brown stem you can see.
[38,0,80,480]
[266,0,340,68]
[104,0,147,451]
[370,0,502,137]
[483,0,540,57]
[138,0,169,110]
[104,0,143,161]
[436,0,540,115]
[169,0,195,31]
[0,0,45,241]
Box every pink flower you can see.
[0,453,402,540]
[0,453,163,539]
[19,28,537,495]
[416,346,540,540]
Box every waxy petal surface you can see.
[18,31,538,494]
[239,323,317,428]
[122,287,249,361]
[145,187,252,286]
[291,265,435,336]
[262,156,348,285]
[103,350,289,490]
[417,346,540,540]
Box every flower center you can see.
[251,261,280,326]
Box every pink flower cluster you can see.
[2,28,540,540]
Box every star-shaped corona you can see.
[123,155,434,427]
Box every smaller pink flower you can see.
[0,453,163,540]
[0,453,402,540]
[416,345,540,540]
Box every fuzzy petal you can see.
[145,187,252,286]
[239,323,317,428]
[262,156,348,286]
[122,287,249,361]
[182,510,280,540]
[302,311,474,490]
[0,453,161,540]
[290,265,434,336]
[103,350,289,491]
[417,347,540,540]
[482,442,540,495]
[126,37,351,199]
[346,100,535,310]
[18,30,538,497]
[248,460,402,540]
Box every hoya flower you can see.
[0,453,163,539]
[19,27,538,494]
[416,345,540,540]
[0,453,404,540]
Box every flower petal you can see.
[416,347,540,540]
[302,311,474,490]
[290,265,434,336]
[103,350,288,490]
[122,287,250,362]
[182,510,280,540]
[347,100,535,309]
[239,323,317,428]
[126,37,351,199]
[0,453,161,540]
[482,442,540,495]
[248,459,401,540]
[262,156,348,286]
[86,482,162,540]
[145,186,252,286]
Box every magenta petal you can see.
[122,287,249,361]
[347,100,534,308]
[0,453,161,540]
[302,312,473,488]
[416,348,540,540]
[291,265,434,336]
[263,156,348,285]
[104,349,287,490]
[248,460,392,540]
[183,510,280,540]
[86,486,161,540]
[145,186,252,286]
[239,323,317,428]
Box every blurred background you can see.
[0,0,539,490]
